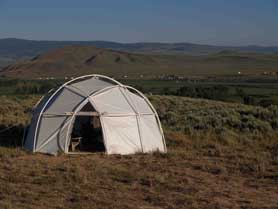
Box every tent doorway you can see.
[69,102,105,153]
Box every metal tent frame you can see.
[28,74,167,154]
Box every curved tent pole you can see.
[32,74,166,154]
[33,95,45,110]
[32,88,55,110]
[64,85,120,153]
[36,118,73,152]
[88,98,109,155]
[64,98,89,153]
[33,74,122,152]
[124,85,167,153]
[64,84,167,154]
[118,87,144,152]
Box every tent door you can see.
[68,102,105,153]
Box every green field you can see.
[1,78,278,107]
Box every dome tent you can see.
[24,75,166,155]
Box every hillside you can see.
[0,38,278,68]
[0,95,277,208]
[1,46,278,78]
[1,95,278,139]
[1,38,278,57]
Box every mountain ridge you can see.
[1,38,278,57]
[1,38,277,69]
[1,45,278,78]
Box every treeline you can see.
[1,79,277,107]
[15,82,57,94]
[0,79,19,87]
[176,85,228,101]
[135,84,278,107]
[0,79,62,94]
[176,86,278,107]
[137,85,230,101]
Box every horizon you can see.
[0,0,277,46]
[1,37,278,48]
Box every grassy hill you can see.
[1,46,278,78]
[0,95,277,208]
[0,38,278,72]
[1,38,278,58]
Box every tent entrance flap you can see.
[69,102,105,153]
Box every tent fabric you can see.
[44,87,85,113]
[124,89,153,114]
[139,115,165,152]
[69,77,114,97]
[91,87,135,115]
[101,116,142,154]
[24,75,166,155]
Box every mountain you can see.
[1,45,278,78]
[0,38,278,59]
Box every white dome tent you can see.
[24,75,166,155]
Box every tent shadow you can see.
[0,124,25,148]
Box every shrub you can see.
[150,95,278,141]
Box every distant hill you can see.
[0,38,278,67]
[1,45,278,78]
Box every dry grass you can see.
[0,131,277,209]
[0,95,36,126]
[0,95,277,208]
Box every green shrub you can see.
[150,95,278,141]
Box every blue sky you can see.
[0,0,277,45]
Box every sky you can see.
[0,0,277,46]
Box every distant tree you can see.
[176,86,196,97]
[38,82,56,93]
[243,96,255,105]
[132,85,151,94]
[235,88,245,97]
[163,87,171,95]
[176,85,229,101]
[259,99,273,107]
[14,81,57,94]
[213,85,229,100]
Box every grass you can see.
[0,94,277,208]
[0,95,35,126]
[0,131,277,208]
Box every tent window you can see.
[69,102,105,153]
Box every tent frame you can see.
[31,74,167,154]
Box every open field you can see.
[0,95,277,208]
